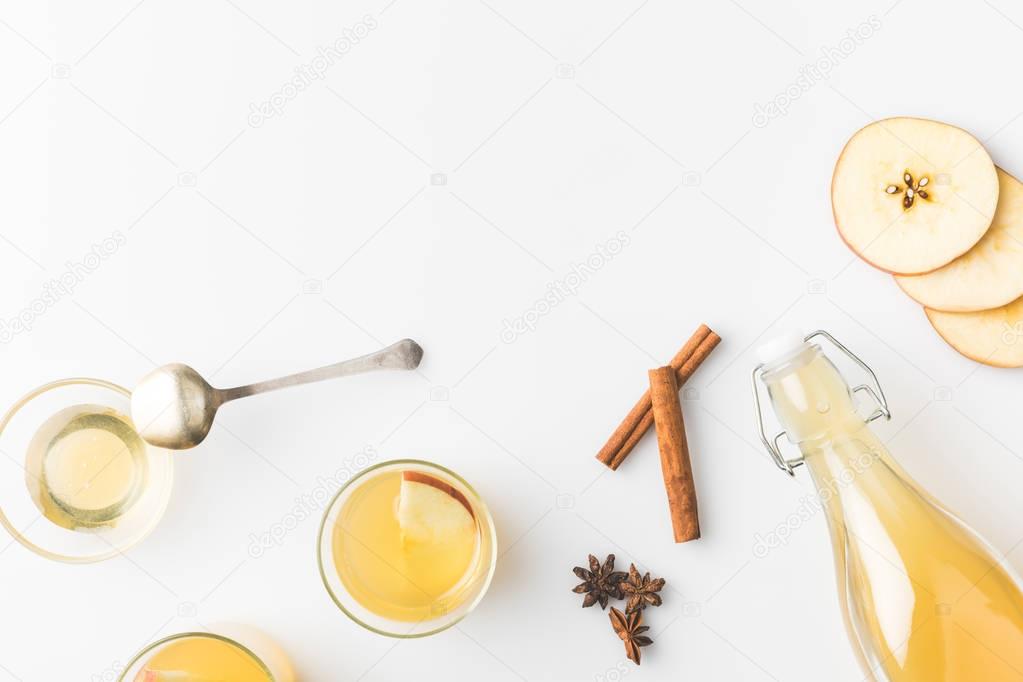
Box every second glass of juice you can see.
[119,627,294,681]
[318,459,497,637]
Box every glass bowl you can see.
[118,628,293,681]
[317,459,497,637]
[0,378,174,563]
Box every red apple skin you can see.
[402,470,475,518]
[830,116,991,276]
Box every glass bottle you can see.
[753,331,1023,681]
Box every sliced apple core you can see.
[832,117,998,275]
[397,471,475,544]
[926,296,1023,367]
[897,168,1023,311]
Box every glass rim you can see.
[0,377,175,564]
[117,631,276,681]
[316,458,498,638]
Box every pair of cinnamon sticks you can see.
[595,325,720,543]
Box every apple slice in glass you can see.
[397,471,474,544]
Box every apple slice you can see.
[896,168,1023,311]
[926,296,1023,367]
[832,117,998,275]
[134,671,186,681]
[397,471,474,544]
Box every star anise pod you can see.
[572,553,627,609]
[609,606,653,665]
[620,563,665,614]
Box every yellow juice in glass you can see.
[0,378,174,563]
[121,630,293,682]
[134,636,268,681]
[319,460,497,636]
[25,404,148,530]
[333,469,479,620]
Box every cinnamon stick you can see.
[596,325,720,470]
[648,366,700,543]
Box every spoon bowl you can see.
[131,363,218,449]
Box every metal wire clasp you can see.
[751,330,891,476]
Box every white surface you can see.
[2,1,1023,680]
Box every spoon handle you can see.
[217,339,423,403]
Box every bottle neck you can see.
[799,427,890,515]
[761,343,864,450]
[762,343,915,512]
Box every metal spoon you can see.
[130,339,423,450]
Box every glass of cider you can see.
[318,459,497,637]
[0,378,174,562]
[119,627,295,681]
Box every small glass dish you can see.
[118,627,294,681]
[0,378,174,563]
[317,459,498,638]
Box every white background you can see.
[2,0,1023,680]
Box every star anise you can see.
[609,606,653,665]
[572,553,627,609]
[620,563,665,614]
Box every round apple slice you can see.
[896,168,1023,311]
[926,296,1023,367]
[397,471,474,544]
[832,117,998,275]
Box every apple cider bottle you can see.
[752,331,1023,681]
